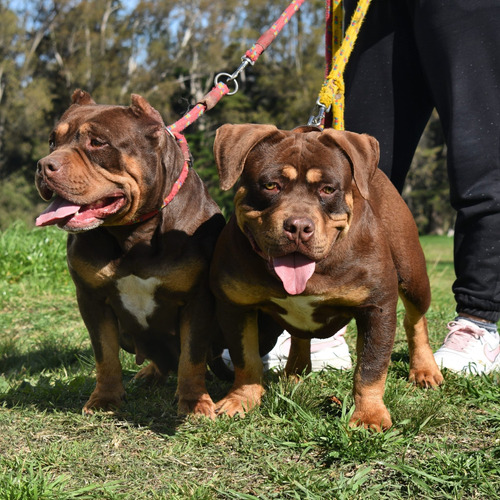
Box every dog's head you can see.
[214,124,379,294]
[35,90,179,231]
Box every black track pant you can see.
[344,0,500,323]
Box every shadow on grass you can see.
[0,374,183,436]
[0,343,91,375]
[0,346,232,437]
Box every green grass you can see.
[1,221,499,499]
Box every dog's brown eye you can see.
[263,182,280,191]
[49,140,55,150]
[321,186,336,195]
[90,138,107,148]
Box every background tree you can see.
[0,0,452,232]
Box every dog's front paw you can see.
[215,384,265,417]
[349,404,393,431]
[214,397,248,417]
[178,394,216,419]
[83,388,125,415]
[409,366,444,388]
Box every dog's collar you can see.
[124,128,191,225]
[125,159,190,225]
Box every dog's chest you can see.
[270,296,323,331]
[116,275,161,329]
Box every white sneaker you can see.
[433,318,500,375]
[221,327,352,372]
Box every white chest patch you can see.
[271,295,323,331]
[116,275,161,329]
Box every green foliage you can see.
[0,173,43,230]
[184,130,235,218]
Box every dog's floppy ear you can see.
[320,129,379,199]
[71,89,96,106]
[214,123,279,191]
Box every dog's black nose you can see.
[38,157,62,174]
[283,217,315,243]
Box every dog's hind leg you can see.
[285,336,312,375]
[400,295,444,388]
[135,361,167,384]
[393,234,444,388]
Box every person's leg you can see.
[344,0,434,190]
[413,0,500,326]
[413,0,500,373]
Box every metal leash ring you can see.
[214,56,253,96]
[214,73,239,96]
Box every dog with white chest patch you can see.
[35,90,225,417]
[209,124,444,430]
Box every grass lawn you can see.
[1,221,499,499]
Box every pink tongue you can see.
[35,197,81,227]
[272,254,316,295]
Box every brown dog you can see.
[210,124,444,430]
[35,90,225,417]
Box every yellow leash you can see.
[309,0,372,130]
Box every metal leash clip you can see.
[307,99,331,128]
[214,56,254,96]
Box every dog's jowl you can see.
[35,90,225,417]
[210,124,443,430]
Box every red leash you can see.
[167,0,307,140]
[130,0,306,225]
[244,0,307,63]
[166,82,231,160]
